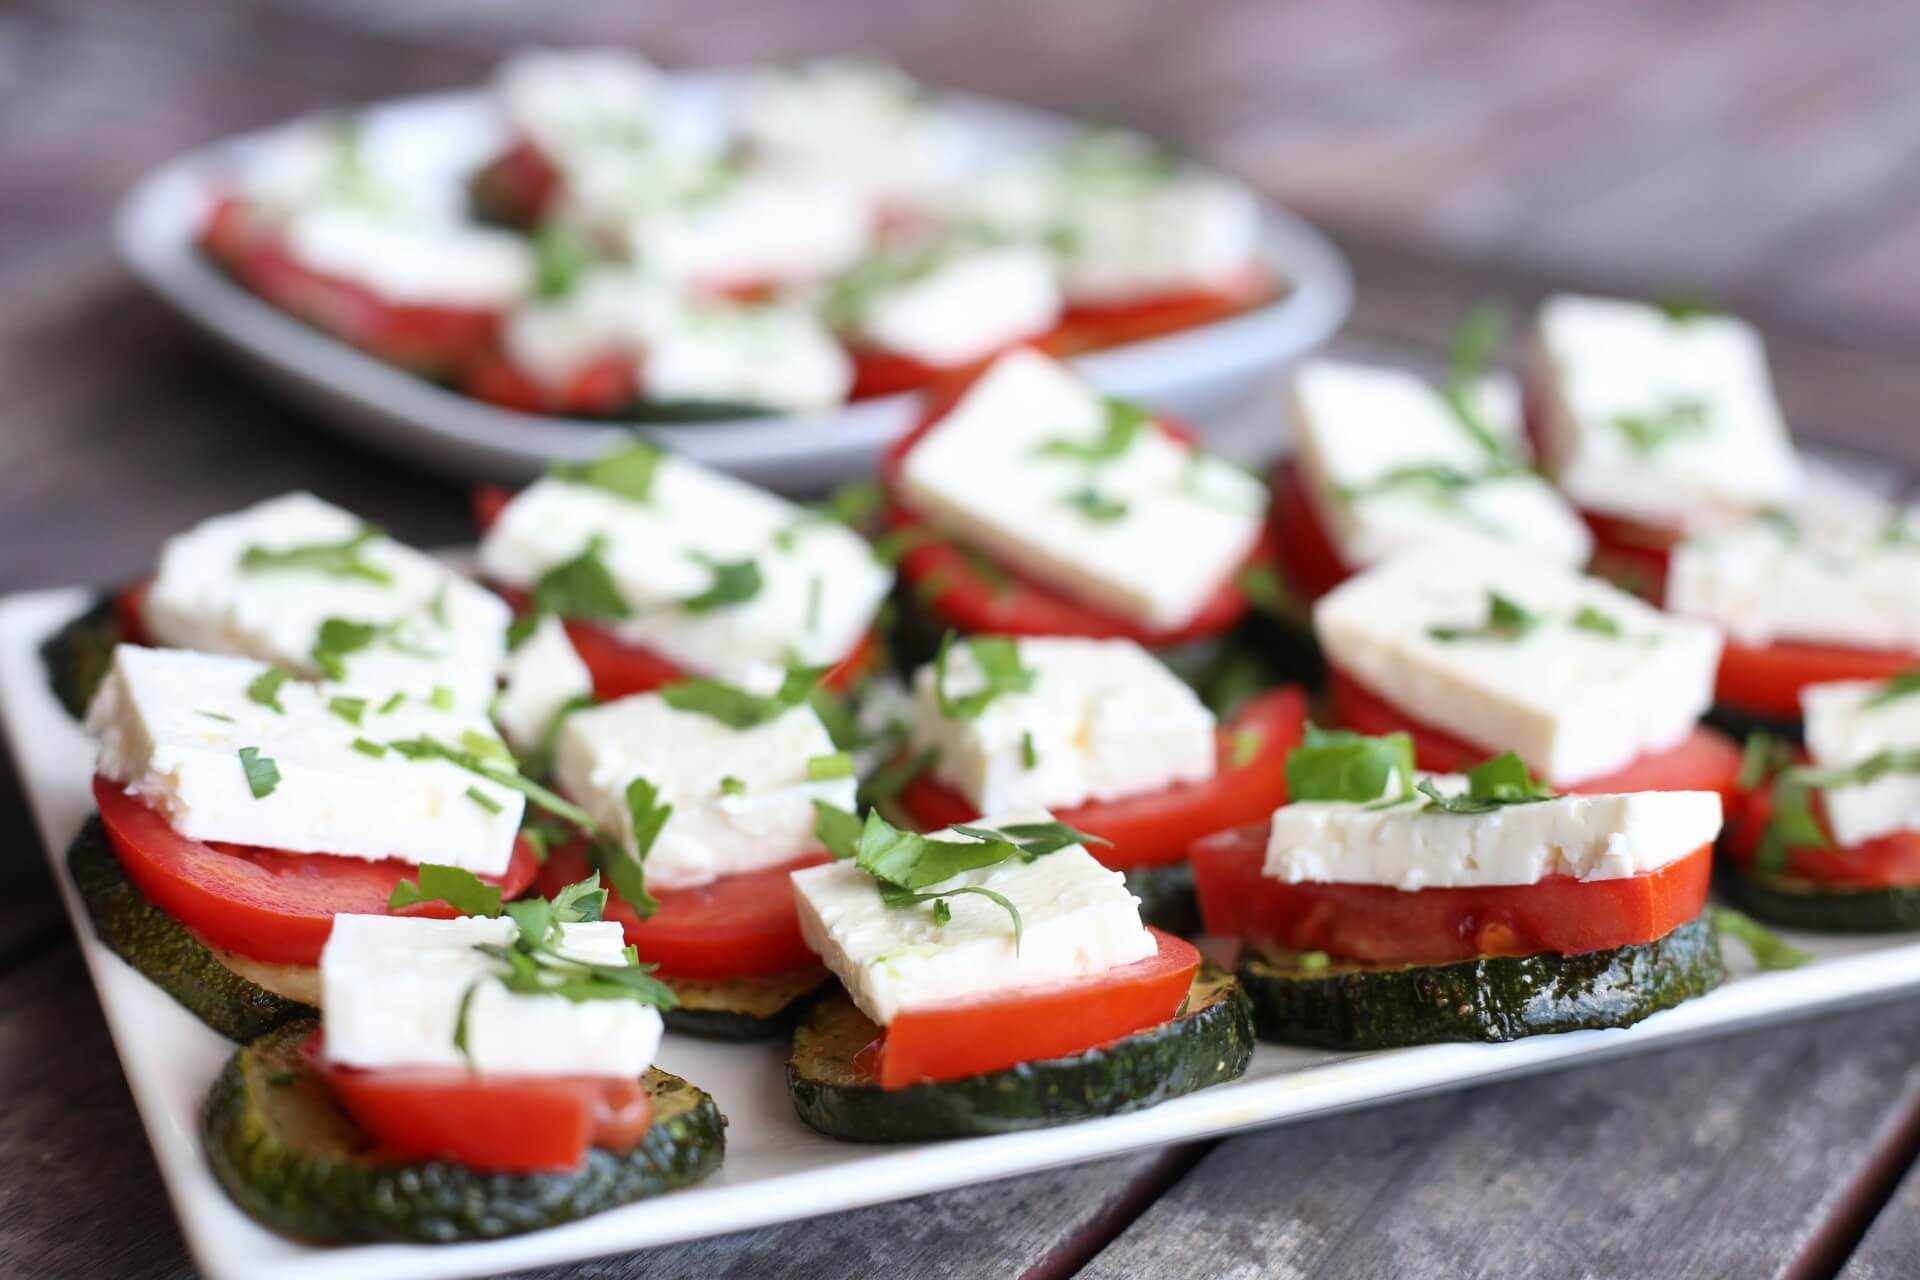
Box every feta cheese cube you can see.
[552,693,853,889]
[1668,500,1920,652]
[1802,679,1920,845]
[494,615,592,757]
[143,492,511,711]
[1288,359,1592,570]
[1530,293,1802,527]
[735,59,972,211]
[791,814,1155,1025]
[896,350,1267,630]
[322,914,663,1075]
[86,646,525,875]
[908,637,1215,813]
[851,244,1060,368]
[1266,784,1722,889]
[1313,541,1722,786]
[476,453,891,678]
[629,171,871,289]
[282,206,535,311]
[496,48,662,159]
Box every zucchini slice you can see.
[67,817,316,1041]
[662,968,832,1041]
[786,963,1253,1142]
[41,594,121,719]
[204,1020,725,1243]
[1704,703,1804,747]
[1719,862,1920,932]
[1123,862,1201,937]
[1237,916,1725,1050]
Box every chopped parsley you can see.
[430,685,455,712]
[238,746,280,799]
[196,709,236,724]
[933,633,1035,720]
[377,691,406,714]
[239,525,393,585]
[590,778,669,918]
[309,617,381,680]
[247,668,289,715]
[326,695,367,726]
[531,536,630,623]
[1415,752,1554,814]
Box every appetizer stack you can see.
[50,286,1909,1249]
[197,50,1276,420]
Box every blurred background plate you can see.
[112,77,1352,493]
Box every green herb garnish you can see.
[1021,730,1039,770]
[681,554,762,613]
[1415,752,1553,814]
[661,665,824,729]
[1440,303,1521,464]
[1571,605,1622,637]
[350,737,386,759]
[388,863,504,917]
[1230,727,1263,769]
[1296,951,1331,974]
[466,785,505,814]
[807,751,856,781]
[326,695,367,725]
[532,225,593,300]
[933,633,1035,720]
[1865,669,1920,709]
[1035,398,1150,465]
[549,441,663,504]
[719,775,748,797]
[239,525,393,585]
[238,746,280,799]
[1428,591,1543,643]
[531,536,630,623]
[247,668,290,715]
[1612,398,1709,455]
[309,617,381,680]
[196,709,236,724]
[591,778,669,919]
[377,691,405,714]
[1284,724,1415,805]
[1062,486,1130,524]
[1709,906,1810,971]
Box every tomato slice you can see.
[1712,636,1920,721]
[1051,273,1272,353]
[1269,458,1354,602]
[1327,666,1743,801]
[876,927,1198,1088]
[307,1031,648,1174]
[1722,782,1920,887]
[93,778,540,967]
[113,581,152,646]
[901,687,1308,869]
[538,842,830,978]
[468,139,561,229]
[845,327,1066,402]
[1192,823,1713,965]
[465,354,636,418]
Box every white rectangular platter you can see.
[5,584,1920,1280]
[113,78,1352,493]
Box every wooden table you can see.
[5,2,1920,1276]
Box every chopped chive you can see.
[378,692,405,714]
[327,695,367,726]
[196,709,236,724]
[430,685,454,711]
[247,668,290,715]
[466,785,505,815]
[807,751,857,781]
[238,746,280,798]
[1021,730,1038,770]
[350,738,387,759]
[719,775,748,796]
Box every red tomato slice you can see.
[1052,273,1272,353]
[94,778,540,967]
[1269,459,1354,603]
[307,1031,649,1174]
[1712,636,1920,721]
[114,581,153,646]
[901,687,1308,869]
[538,842,831,978]
[1327,666,1743,801]
[469,139,561,229]
[1722,782,1920,887]
[1192,823,1713,965]
[876,927,1198,1088]
[845,327,1065,402]
[466,355,636,418]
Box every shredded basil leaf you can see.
[1285,724,1415,804]
[239,525,393,585]
[549,441,663,504]
[807,751,856,781]
[680,554,762,613]
[388,863,503,917]
[1415,752,1554,814]
[1034,397,1150,464]
[350,737,386,759]
[326,695,367,725]
[661,665,824,729]
[237,746,280,799]
[1570,605,1622,637]
[1612,398,1710,455]
[933,633,1035,720]
[1062,486,1130,524]
[247,668,290,715]
[1428,591,1543,643]
[1710,906,1810,971]
[1865,669,1920,709]
[532,536,630,623]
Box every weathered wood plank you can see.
[1079,999,1920,1280]
[1839,1137,1920,1280]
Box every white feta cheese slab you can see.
[233,115,476,225]
[1668,503,1920,652]
[494,615,593,757]
[1313,541,1722,786]
[496,47,662,159]
[1530,293,1803,527]
[629,171,871,289]
[142,491,511,711]
[86,646,525,875]
[908,637,1216,814]
[1802,679,1920,845]
[321,914,663,1075]
[1265,783,1722,890]
[895,350,1268,631]
[735,59,972,211]
[552,693,854,889]
[282,206,536,310]
[852,244,1060,368]
[1288,359,1592,570]
[476,453,891,678]
[791,813,1156,1025]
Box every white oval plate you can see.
[113,77,1352,492]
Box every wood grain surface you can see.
[4,1,1920,1276]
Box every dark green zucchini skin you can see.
[205,1020,726,1244]
[67,817,316,1042]
[1719,862,1920,932]
[1237,917,1725,1050]
[661,969,833,1041]
[1124,862,1201,937]
[1704,702,1804,747]
[786,964,1253,1142]
[41,594,121,719]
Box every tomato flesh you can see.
[307,1031,649,1174]
[1052,273,1272,353]
[465,353,637,418]
[539,842,830,979]
[1269,459,1354,602]
[902,687,1308,869]
[846,327,1061,402]
[1723,783,1920,887]
[1193,823,1713,965]
[1712,636,1920,721]
[876,927,1198,1088]
[114,581,153,646]
[469,139,561,229]
[1328,666,1743,802]
[94,778,540,967]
